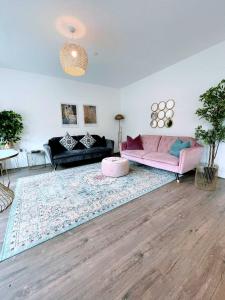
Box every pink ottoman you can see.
[101,157,129,177]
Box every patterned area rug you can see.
[0,163,174,261]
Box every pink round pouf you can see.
[101,157,129,177]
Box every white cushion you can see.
[59,132,77,151]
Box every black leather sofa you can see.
[44,135,114,169]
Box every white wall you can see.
[0,68,120,167]
[1,41,225,177]
[120,41,225,178]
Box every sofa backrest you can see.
[157,136,196,153]
[48,135,105,155]
[141,135,161,152]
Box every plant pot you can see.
[4,142,14,149]
[195,164,218,191]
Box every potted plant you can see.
[0,110,23,148]
[195,79,225,190]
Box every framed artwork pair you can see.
[61,104,97,126]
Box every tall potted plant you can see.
[195,79,225,190]
[0,110,23,148]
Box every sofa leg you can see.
[175,173,180,183]
[54,164,58,171]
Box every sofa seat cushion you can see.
[83,147,111,155]
[122,150,148,158]
[53,150,84,159]
[53,147,111,159]
[143,152,179,166]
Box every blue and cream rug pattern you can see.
[0,163,174,261]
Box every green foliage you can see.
[195,79,225,167]
[0,110,23,144]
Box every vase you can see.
[195,164,218,191]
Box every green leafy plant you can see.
[0,110,23,145]
[195,79,225,168]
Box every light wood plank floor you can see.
[0,166,225,300]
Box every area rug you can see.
[0,163,174,261]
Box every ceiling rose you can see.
[56,16,86,39]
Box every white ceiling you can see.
[0,0,225,88]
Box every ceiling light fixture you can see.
[60,25,88,77]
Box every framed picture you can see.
[83,105,97,125]
[61,103,78,125]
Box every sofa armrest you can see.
[179,146,203,174]
[43,144,54,166]
[119,141,127,153]
[106,139,114,154]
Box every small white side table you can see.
[0,149,19,212]
[26,150,46,169]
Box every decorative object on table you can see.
[150,99,175,128]
[79,132,96,148]
[0,110,23,148]
[0,149,19,213]
[114,114,125,148]
[61,104,78,125]
[59,23,88,77]
[44,135,114,169]
[59,132,77,150]
[195,79,225,191]
[101,157,129,177]
[26,150,46,169]
[0,162,174,261]
[83,105,97,125]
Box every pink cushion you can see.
[143,152,179,166]
[158,136,196,153]
[141,135,161,152]
[127,135,143,150]
[122,150,148,158]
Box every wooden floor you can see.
[0,166,225,300]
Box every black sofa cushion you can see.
[92,135,106,147]
[48,138,66,155]
[73,135,86,149]
[53,147,111,160]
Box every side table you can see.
[0,149,19,212]
[26,150,46,169]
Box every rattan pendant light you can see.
[60,26,88,76]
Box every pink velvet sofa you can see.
[120,135,203,182]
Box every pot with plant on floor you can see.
[0,110,23,149]
[195,79,225,191]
